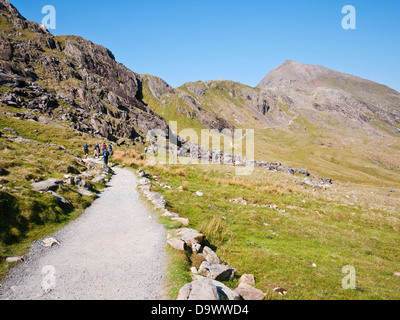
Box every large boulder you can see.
[198,261,236,281]
[32,178,63,192]
[176,277,219,300]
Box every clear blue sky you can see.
[9,0,400,91]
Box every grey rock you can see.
[167,238,187,251]
[235,283,266,300]
[176,277,219,300]
[202,246,222,264]
[198,261,236,281]
[47,191,71,206]
[176,228,204,247]
[32,179,63,192]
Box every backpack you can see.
[103,150,110,157]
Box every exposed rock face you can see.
[0,0,168,141]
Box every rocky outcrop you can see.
[31,179,63,192]
[0,1,169,142]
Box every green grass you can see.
[0,110,111,280]
[116,153,400,300]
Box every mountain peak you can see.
[257,60,376,90]
[0,0,24,19]
[257,60,334,89]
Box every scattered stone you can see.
[47,191,71,206]
[239,274,256,286]
[77,188,94,197]
[167,238,187,251]
[32,179,63,192]
[235,283,266,300]
[171,217,190,226]
[312,263,317,268]
[394,272,400,277]
[230,198,247,205]
[198,261,236,281]
[212,280,242,300]
[195,191,203,197]
[202,246,222,264]
[190,267,198,274]
[176,277,219,300]
[161,211,179,218]
[92,175,107,184]
[147,192,166,209]
[176,228,204,247]
[42,237,61,247]
[6,256,24,263]
[193,275,242,300]
[74,177,91,190]
[10,136,36,144]
[139,178,151,186]
[80,172,94,179]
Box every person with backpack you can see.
[102,143,107,153]
[83,143,89,159]
[94,143,100,158]
[102,148,110,165]
[108,143,113,156]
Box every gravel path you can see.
[0,167,167,300]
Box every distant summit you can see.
[257,60,374,90]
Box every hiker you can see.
[94,143,100,158]
[102,143,107,152]
[145,146,148,154]
[83,143,89,159]
[102,148,110,165]
[108,143,113,156]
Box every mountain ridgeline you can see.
[1,0,399,175]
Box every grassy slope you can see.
[116,153,400,300]
[138,81,400,299]
[0,106,112,279]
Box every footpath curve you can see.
[0,167,166,300]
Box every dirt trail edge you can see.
[0,167,167,300]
